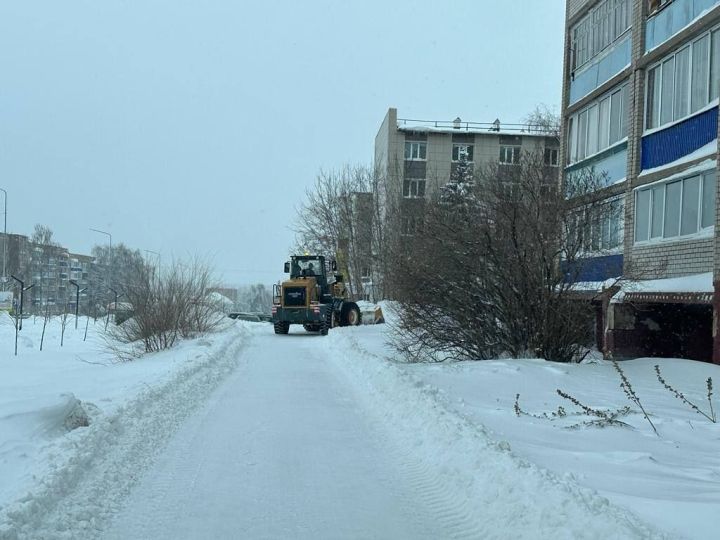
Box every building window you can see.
[572,197,624,253]
[404,141,427,160]
[401,215,423,236]
[544,148,559,166]
[646,27,720,130]
[634,171,716,242]
[403,178,426,198]
[571,0,631,72]
[568,83,628,164]
[499,146,520,165]
[452,144,474,162]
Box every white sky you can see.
[0,0,566,286]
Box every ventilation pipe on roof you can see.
[453,117,461,129]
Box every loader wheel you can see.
[274,321,290,334]
[340,303,361,327]
[320,311,333,336]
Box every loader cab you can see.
[284,256,336,288]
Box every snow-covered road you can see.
[102,329,445,539]
[2,321,671,539]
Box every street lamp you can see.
[10,274,34,355]
[89,227,113,305]
[106,286,122,330]
[144,249,160,279]
[1,188,7,288]
[69,279,87,330]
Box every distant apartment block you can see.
[375,108,559,235]
[0,232,94,314]
[561,0,720,362]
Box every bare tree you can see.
[293,164,389,299]
[108,258,224,356]
[391,150,611,363]
[60,303,71,347]
[523,104,560,136]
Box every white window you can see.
[567,83,628,164]
[573,197,624,253]
[499,146,520,165]
[452,144,474,161]
[691,35,710,113]
[404,142,427,160]
[544,148,559,166]
[634,171,716,242]
[646,26,720,130]
[711,29,720,100]
[571,0,631,71]
[403,178,426,198]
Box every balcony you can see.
[570,34,632,105]
[646,0,720,52]
[641,105,718,170]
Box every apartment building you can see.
[0,232,95,314]
[375,108,559,234]
[561,0,720,362]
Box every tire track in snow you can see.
[324,329,671,540]
[0,324,253,540]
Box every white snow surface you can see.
[0,311,718,538]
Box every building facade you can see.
[0,232,95,314]
[561,0,720,362]
[375,107,559,234]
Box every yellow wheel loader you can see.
[271,256,361,335]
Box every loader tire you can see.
[320,311,333,336]
[274,321,290,334]
[340,303,361,327]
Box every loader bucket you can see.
[360,305,385,324]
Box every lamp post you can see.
[106,286,122,330]
[1,188,7,288]
[144,249,160,279]
[69,279,87,330]
[10,275,34,355]
[90,227,112,315]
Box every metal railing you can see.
[397,117,557,134]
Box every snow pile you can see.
[0,315,251,539]
[323,327,668,539]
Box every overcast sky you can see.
[0,0,565,286]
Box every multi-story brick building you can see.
[561,0,720,361]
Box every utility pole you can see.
[1,188,7,288]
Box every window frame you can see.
[572,196,625,254]
[567,82,629,165]
[404,141,427,161]
[452,143,474,162]
[544,148,559,167]
[634,170,716,244]
[499,145,521,165]
[644,24,720,132]
[403,178,426,199]
[571,0,631,72]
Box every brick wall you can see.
[631,238,714,278]
[567,0,595,20]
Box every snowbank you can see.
[322,327,668,539]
